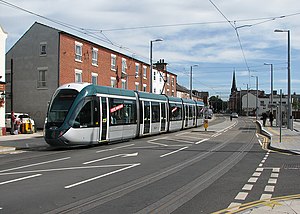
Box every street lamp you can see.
[150,38,163,93]
[264,63,274,114]
[251,75,259,120]
[190,65,198,99]
[274,29,292,130]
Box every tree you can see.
[209,96,225,113]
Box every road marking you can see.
[0,157,71,173]
[256,168,264,172]
[252,172,261,177]
[175,132,189,136]
[264,185,275,192]
[0,174,42,186]
[273,168,280,173]
[235,192,248,200]
[259,164,263,167]
[83,153,139,165]
[160,146,188,158]
[228,202,241,209]
[64,163,140,189]
[248,177,258,183]
[242,184,253,191]
[0,164,136,176]
[268,178,277,184]
[165,139,195,144]
[96,144,135,153]
[195,139,209,145]
[260,194,272,200]
[271,173,279,178]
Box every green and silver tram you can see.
[44,83,204,146]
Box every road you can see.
[0,115,299,213]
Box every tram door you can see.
[100,97,108,141]
[160,103,166,131]
[143,101,150,134]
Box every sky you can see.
[1,0,300,100]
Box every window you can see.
[75,42,83,61]
[170,103,182,121]
[171,77,174,86]
[122,58,127,73]
[72,97,99,128]
[121,79,126,89]
[143,66,147,78]
[111,54,116,71]
[153,71,156,81]
[75,69,82,83]
[143,84,147,92]
[153,88,156,93]
[151,102,160,123]
[5,72,11,84]
[40,42,47,56]
[135,82,139,91]
[167,74,170,84]
[37,67,47,88]
[111,77,117,88]
[135,63,139,77]
[92,48,98,66]
[109,98,137,125]
[91,73,98,85]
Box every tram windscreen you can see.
[47,89,78,127]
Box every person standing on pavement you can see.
[269,112,274,127]
[262,112,267,127]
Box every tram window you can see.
[109,98,137,125]
[197,106,203,119]
[189,105,193,119]
[170,103,182,121]
[151,102,160,123]
[144,101,151,122]
[73,98,99,128]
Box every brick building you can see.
[5,22,152,128]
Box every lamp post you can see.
[264,63,273,114]
[274,29,292,130]
[190,65,198,99]
[251,75,259,120]
[150,38,163,93]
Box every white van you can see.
[5,113,36,132]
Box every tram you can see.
[44,83,204,146]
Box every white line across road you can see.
[96,144,135,153]
[64,163,140,189]
[0,174,42,186]
[0,157,71,173]
[195,139,209,145]
[83,153,138,165]
[160,146,189,158]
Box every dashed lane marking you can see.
[234,192,248,200]
[0,174,42,186]
[160,146,189,158]
[195,138,209,145]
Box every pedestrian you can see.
[262,112,267,127]
[269,112,274,127]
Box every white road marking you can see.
[0,157,71,173]
[242,184,253,191]
[228,202,241,209]
[261,160,266,163]
[64,163,140,189]
[0,174,42,186]
[248,177,258,183]
[83,153,138,164]
[0,164,136,176]
[160,146,188,158]
[260,194,272,200]
[96,144,135,153]
[252,172,261,177]
[256,168,264,172]
[272,168,280,173]
[175,132,189,136]
[235,192,248,200]
[268,178,277,184]
[264,185,275,192]
[259,164,263,167]
[164,139,195,144]
[258,139,262,146]
[195,139,209,145]
[271,173,279,178]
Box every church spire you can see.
[231,70,237,93]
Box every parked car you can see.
[231,112,239,118]
[5,113,36,132]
